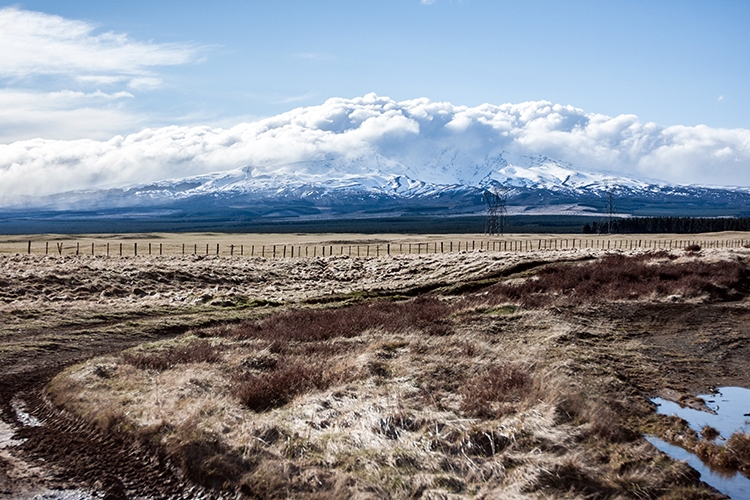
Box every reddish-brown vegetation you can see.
[486,253,748,306]
[122,339,220,371]
[460,364,533,418]
[226,296,454,343]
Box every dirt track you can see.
[0,324,227,499]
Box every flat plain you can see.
[1,233,749,499]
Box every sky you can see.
[1,0,749,199]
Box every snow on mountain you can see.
[3,93,750,208]
[5,94,750,219]
[115,150,660,204]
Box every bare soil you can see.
[1,244,749,498]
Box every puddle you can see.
[650,387,750,499]
[11,398,43,427]
[647,436,750,499]
[0,419,26,448]
[652,386,750,439]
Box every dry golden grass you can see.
[3,230,750,257]
[39,248,750,498]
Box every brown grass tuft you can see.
[226,297,454,342]
[460,364,533,418]
[122,339,220,371]
[233,360,331,412]
[727,432,750,469]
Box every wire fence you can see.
[4,236,750,258]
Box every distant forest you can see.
[583,217,750,234]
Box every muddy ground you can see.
[1,247,749,498]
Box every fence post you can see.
[387,243,390,255]
[182,243,185,255]
[134,243,137,256]
[76,242,80,255]
[107,243,109,257]
[283,245,286,258]
[206,244,209,255]
[241,245,244,256]
[46,242,49,255]
[92,242,95,256]
[441,242,444,253]
[216,244,220,256]
[119,243,122,256]
[231,244,234,256]
[27,241,31,254]
[149,243,152,255]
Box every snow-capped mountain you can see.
[4,94,750,231]
[13,151,750,224]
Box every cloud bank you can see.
[0,7,196,85]
[0,7,199,144]
[1,93,750,203]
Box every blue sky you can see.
[3,0,748,132]
[1,1,749,196]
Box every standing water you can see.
[650,386,750,499]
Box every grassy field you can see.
[2,241,748,498]
[1,231,749,257]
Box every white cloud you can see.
[421,0,436,5]
[0,7,197,86]
[1,93,750,203]
[0,89,140,143]
[0,7,201,144]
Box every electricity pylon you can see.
[484,187,508,235]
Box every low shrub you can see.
[460,364,533,418]
[122,339,220,371]
[233,360,329,412]
[484,254,748,306]
[226,297,454,343]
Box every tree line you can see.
[583,217,750,234]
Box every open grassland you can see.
[8,242,746,499]
[2,231,749,257]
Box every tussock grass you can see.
[233,360,332,412]
[46,252,748,498]
[460,364,533,419]
[226,296,454,343]
[122,339,220,371]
